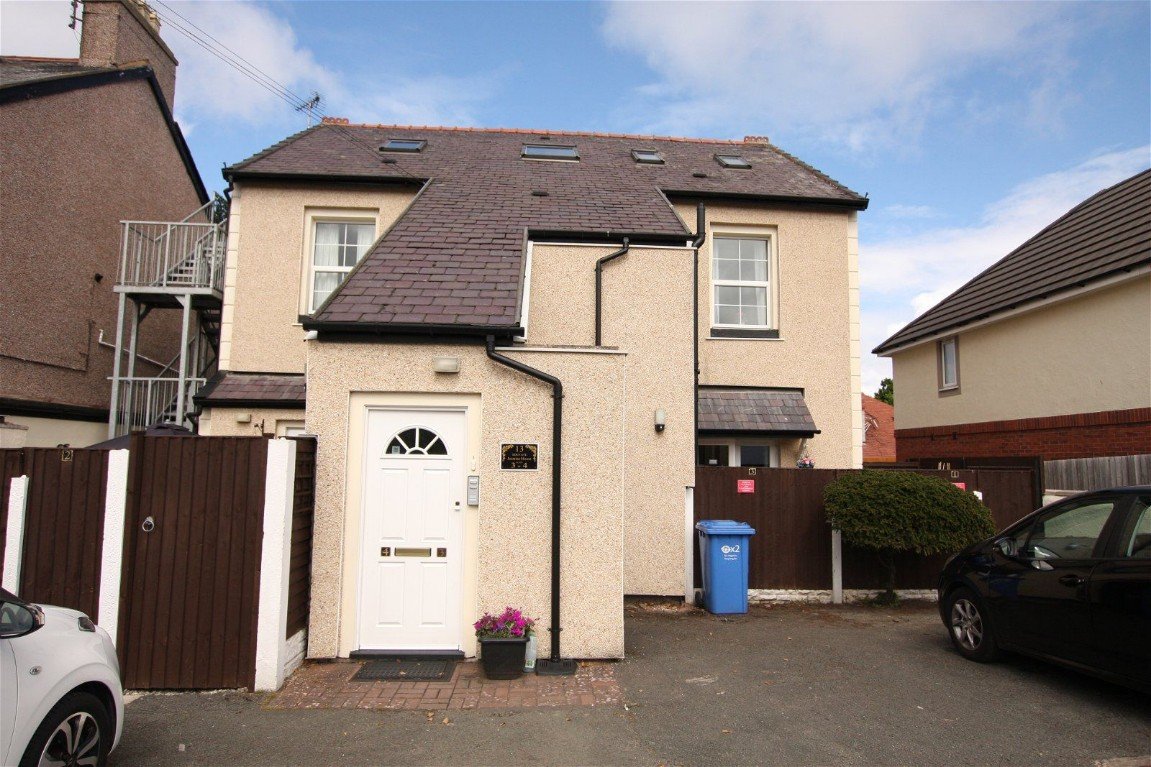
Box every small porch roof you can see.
[195,372,306,408]
[698,388,819,437]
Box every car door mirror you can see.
[995,537,1017,558]
[0,600,44,639]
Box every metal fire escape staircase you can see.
[107,200,226,438]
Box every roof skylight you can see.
[380,139,426,153]
[715,154,751,169]
[522,144,579,161]
[632,149,664,165]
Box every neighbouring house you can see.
[874,169,1151,463]
[0,0,209,448]
[197,120,868,661]
[862,394,896,464]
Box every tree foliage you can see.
[825,470,995,600]
[874,377,894,406]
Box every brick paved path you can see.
[268,660,621,711]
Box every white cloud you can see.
[1,0,494,128]
[0,0,79,57]
[602,1,1084,151]
[859,146,1150,392]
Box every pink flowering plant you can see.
[474,607,535,639]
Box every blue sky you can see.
[3,0,1149,392]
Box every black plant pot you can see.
[479,637,529,680]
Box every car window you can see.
[1025,498,1116,560]
[1120,497,1151,559]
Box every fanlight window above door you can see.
[386,427,448,456]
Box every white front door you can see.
[358,408,466,650]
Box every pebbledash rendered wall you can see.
[217,182,418,374]
[305,342,630,660]
[526,244,696,597]
[675,202,863,470]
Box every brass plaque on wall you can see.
[501,443,538,470]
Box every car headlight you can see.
[78,615,96,632]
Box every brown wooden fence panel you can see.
[18,448,109,617]
[118,435,268,690]
[0,449,26,565]
[695,466,1039,591]
[287,437,316,639]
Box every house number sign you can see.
[501,443,538,471]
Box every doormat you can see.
[352,659,457,682]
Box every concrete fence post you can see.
[831,530,844,604]
[2,476,30,594]
[98,450,130,642]
[254,438,298,691]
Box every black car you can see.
[937,486,1150,692]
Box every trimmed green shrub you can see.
[825,470,995,602]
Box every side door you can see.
[1004,494,1123,664]
[1087,493,1151,686]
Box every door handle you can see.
[1058,574,1085,587]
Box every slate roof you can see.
[875,169,1151,355]
[225,121,867,332]
[0,57,108,87]
[194,372,306,407]
[698,388,819,436]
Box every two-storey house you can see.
[0,0,210,447]
[875,169,1150,463]
[199,120,867,662]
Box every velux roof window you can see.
[380,139,426,153]
[715,154,751,169]
[631,149,664,165]
[522,144,579,161]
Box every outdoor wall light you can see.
[235,413,251,424]
[433,356,461,374]
[654,409,666,433]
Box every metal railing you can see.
[110,376,206,436]
[118,219,225,290]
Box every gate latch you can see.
[142,516,155,533]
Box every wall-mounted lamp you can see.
[654,409,666,433]
[433,356,461,374]
[235,413,252,424]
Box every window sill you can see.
[709,328,780,339]
[938,386,961,397]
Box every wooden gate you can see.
[13,449,109,618]
[117,435,269,689]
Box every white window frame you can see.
[939,337,959,391]
[697,439,781,468]
[275,420,306,437]
[709,227,779,330]
[300,209,379,314]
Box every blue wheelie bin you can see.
[696,520,757,614]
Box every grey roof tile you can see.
[698,389,819,435]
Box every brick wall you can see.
[896,407,1151,462]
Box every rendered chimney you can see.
[79,0,179,110]
[743,135,770,145]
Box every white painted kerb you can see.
[254,439,298,691]
[98,450,130,642]
[2,476,29,594]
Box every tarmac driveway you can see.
[111,602,1150,766]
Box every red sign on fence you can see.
[737,479,755,494]
[952,482,967,491]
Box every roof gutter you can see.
[594,238,629,346]
[484,337,576,676]
[665,189,869,211]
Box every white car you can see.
[0,588,123,767]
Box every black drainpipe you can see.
[594,238,629,346]
[691,204,706,458]
[485,336,575,675]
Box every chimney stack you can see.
[79,0,179,110]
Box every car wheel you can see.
[945,587,1000,662]
[19,690,111,767]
